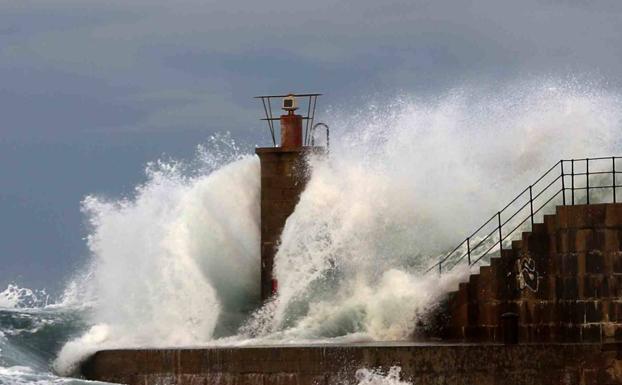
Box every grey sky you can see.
[1,0,622,292]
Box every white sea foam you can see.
[0,365,113,385]
[0,285,50,309]
[55,81,622,374]
[355,367,411,385]
[55,138,261,374]
[241,80,622,340]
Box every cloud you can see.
[0,0,621,137]
[1,0,621,293]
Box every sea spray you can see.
[243,80,622,340]
[54,80,622,374]
[0,285,50,309]
[54,139,261,374]
[355,367,411,385]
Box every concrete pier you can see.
[82,343,622,385]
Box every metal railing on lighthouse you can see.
[254,93,327,148]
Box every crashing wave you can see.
[50,81,622,374]
[0,285,50,310]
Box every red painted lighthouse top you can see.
[254,93,322,148]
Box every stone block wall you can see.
[444,203,622,343]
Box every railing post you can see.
[614,157,617,204]
[561,161,566,205]
[586,158,590,205]
[571,159,575,205]
[529,185,534,228]
[467,237,471,265]
[498,212,503,251]
[327,127,330,150]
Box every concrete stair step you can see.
[521,231,531,246]
[500,249,515,260]
[459,282,468,292]
[521,227,548,253]
[490,257,502,270]
[532,222,546,234]
[479,265,491,277]
[544,214,556,233]
[468,273,480,286]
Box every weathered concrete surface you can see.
[444,203,622,343]
[82,343,622,385]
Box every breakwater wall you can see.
[443,203,622,343]
[82,343,622,385]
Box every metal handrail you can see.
[309,123,330,149]
[427,156,622,274]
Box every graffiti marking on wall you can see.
[516,252,540,292]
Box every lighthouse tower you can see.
[254,93,327,301]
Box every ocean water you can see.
[0,285,113,384]
[2,81,622,384]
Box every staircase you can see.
[441,203,622,343]
[428,157,622,343]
